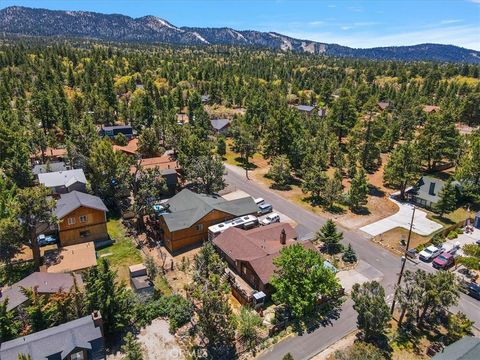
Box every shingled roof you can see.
[54,191,108,219]
[213,223,315,284]
[0,314,104,360]
[1,272,83,311]
[37,169,86,188]
[161,189,258,232]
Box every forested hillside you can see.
[1,6,480,63]
[0,40,479,209]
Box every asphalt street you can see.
[223,164,480,360]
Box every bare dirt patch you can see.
[372,227,431,256]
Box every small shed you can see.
[129,263,148,278]
[129,263,154,298]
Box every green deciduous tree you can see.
[184,154,225,194]
[351,281,391,344]
[271,244,340,318]
[445,312,473,345]
[383,141,421,200]
[455,130,480,202]
[316,220,344,254]
[130,165,167,230]
[88,139,131,207]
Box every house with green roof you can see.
[158,189,258,253]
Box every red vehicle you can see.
[432,252,454,270]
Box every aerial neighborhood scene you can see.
[1,0,480,359]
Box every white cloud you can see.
[341,26,352,30]
[468,0,480,3]
[308,21,325,27]
[440,19,462,24]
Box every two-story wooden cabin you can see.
[158,189,258,253]
[54,191,109,247]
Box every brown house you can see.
[54,191,109,247]
[158,189,258,253]
[213,223,316,294]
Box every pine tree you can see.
[351,281,391,344]
[342,244,357,263]
[433,178,458,216]
[349,168,369,211]
[216,136,226,157]
[121,332,143,360]
[316,220,344,254]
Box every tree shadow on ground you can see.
[351,206,371,215]
[291,297,345,335]
[368,185,385,198]
[431,214,455,225]
[235,156,258,170]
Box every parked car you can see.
[418,245,444,262]
[261,213,280,226]
[258,203,273,215]
[464,283,480,300]
[406,248,417,259]
[37,234,58,247]
[432,252,455,269]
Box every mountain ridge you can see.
[1,6,479,63]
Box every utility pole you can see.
[390,206,416,315]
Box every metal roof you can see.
[296,104,316,112]
[54,191,108,219]
[432,336,480,360]
[0,314,103,360]
[161,189,258,232]
[210,118,231,130]
[101,125,132,131]
[37,169,86,188]
[32,162,68,175]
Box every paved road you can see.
[224,164,480,360]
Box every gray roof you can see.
[0,314,103,360]
[162,189,258,232]
[210,118,231,131]
[32,162,68,175]
[55,191,108,219]
[37,169,86,188]
[407,176,460,205]
[1,272,83,311]
[101,125,132,131]
[296,104,316,112]
[432,336,480,360]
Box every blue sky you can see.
[2,0,480,50]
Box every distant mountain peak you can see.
[1,6,479,63]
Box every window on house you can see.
[428,182,436,196]
[80,230,91,238]
[79,215,88,223]
[70,350,85,360]
[195,224,204,232]
[67,217,76,225]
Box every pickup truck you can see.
[432,252,455,270]
[418,245,444,262]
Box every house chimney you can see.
[280,229,286,245]
[92,310,103,334]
